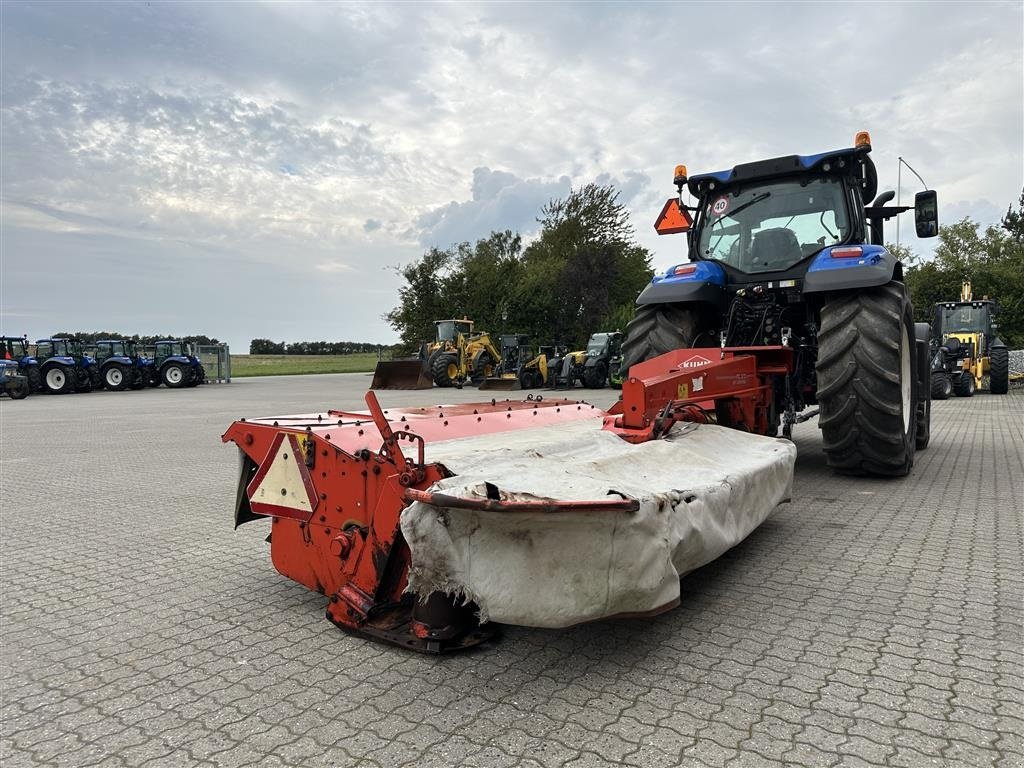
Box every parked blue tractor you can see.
[89,339,154,391]
[2,336,42,392]
[620,131,938,476]
[152,340,205,388]
[34,338,101,394]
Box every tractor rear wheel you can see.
[26,366,42,392]
[953,373,975,397]
[990,347,1009,394]
[619,303,715,375]
[163,363,187,388]
[816,281,917,477]
[43,365,75,394]
[103,363,130,391]
[432,353,459,388]
[930,372,952,400]
[582,361,608,389]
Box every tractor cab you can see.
[2,336,31,361]
[586,332,621,358]
[92,340,128,361]
[35,338,73,360]
[435,319,474,344]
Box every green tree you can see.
[386,183,653,351]
[904,209,1024,347]
[521,183,652,346]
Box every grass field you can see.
[230,353,380,377]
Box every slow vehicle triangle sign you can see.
[246,432,319,520]
[654,198,693,235]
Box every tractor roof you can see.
[688,146,875,201]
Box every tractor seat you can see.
[750,228,802,270]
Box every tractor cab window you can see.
[586,335,609,356]
[939,305,989,334]
[52,341,70,356]
[109,342,125,356]
[698,178,851,274]
[436,321,456,342]
[36,342,53,358]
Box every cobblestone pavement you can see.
[2,376,1022,767]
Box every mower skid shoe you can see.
[327,594,497,654]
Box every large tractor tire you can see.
[43,365,75,394]
[75,369,93,392]
[953,373,975,397]
[103,363,130,391]
[930,372,952,400]
[26,366,42,392]
[9,380,30,399]
[582,361,608,389]
[990,347,1009,394]
[470,351,495,386]
[431,353,459,388]
[816,281,917,477]
[162,363,188,388]
[619,303,715,375]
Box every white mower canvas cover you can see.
[401,418,796,628]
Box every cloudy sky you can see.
[2,1,1021,351]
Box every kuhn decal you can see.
[682,355,712,369]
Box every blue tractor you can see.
[620,131,938,476]
[2,336,42,392]
[34,338,100,394]
[90,339,153,391]
[152,339,205,388]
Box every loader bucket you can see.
[371,360,433,390]
[478,375,520,391]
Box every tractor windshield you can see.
[586,335,610,356]
[937,304,990,335]
[698,177,851,273]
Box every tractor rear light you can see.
[830,246,863,259]
[673,264,698,276]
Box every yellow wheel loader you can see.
[427,319,503,388]
[930,280,1009,398]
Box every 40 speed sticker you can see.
[710,196,730,216]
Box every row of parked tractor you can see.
[0,336,206,399]
[371,318,624,391]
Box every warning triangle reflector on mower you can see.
[654,198,692,235]
[247,432,319,521]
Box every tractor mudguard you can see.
[41,356,76,368]
[101,356,134,368]
[803,244,900,294]
[636,261,729,309]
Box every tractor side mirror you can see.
[914,190,938,238]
